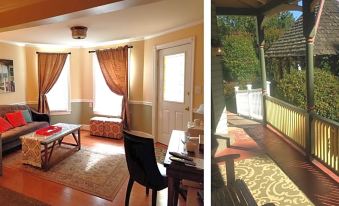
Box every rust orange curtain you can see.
[96,46,130,129]
[37,53,68,113]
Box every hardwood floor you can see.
[0,131,185,206]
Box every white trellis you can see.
[234,81,270,120]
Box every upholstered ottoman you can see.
[103,118,123,139]
[90,117,105,137]
[90,117,123,139]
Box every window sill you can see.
[50,111,72,116]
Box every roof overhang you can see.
[214,0,302,16]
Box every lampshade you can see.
[71,26,87,39]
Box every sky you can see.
[291,11,302,19]
[291,0,303,20]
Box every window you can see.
[93,54,123,117]
[46,56,70,113]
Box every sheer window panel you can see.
[93,54,123,117]
[46,56,70,113]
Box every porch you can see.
[214,112,339,206]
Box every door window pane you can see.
[163,53,185,103]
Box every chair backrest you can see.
[123,131,165,189]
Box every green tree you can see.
[217,16,256,37]
[264,12,294,50]
[217,12,294,50]
[222,33,259,84]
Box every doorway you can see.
[155,38,194,145]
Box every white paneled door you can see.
[157,43,193,145]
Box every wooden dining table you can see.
[163,130,204,206]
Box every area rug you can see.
[217,154,314,206]
[0,186,49,206]
[155,146,167,163]
[3,146,128,201]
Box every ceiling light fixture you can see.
[70,26,87,39]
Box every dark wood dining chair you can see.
[123,130,167,206]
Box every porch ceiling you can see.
[214,0,301,16]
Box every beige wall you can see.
[0,23,204,134]
[143,23,204,108]
[0,43,27,104]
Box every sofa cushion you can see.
[20,110,33,123]
[5,111,27,127]
[1,121,49,144]
[0,105,31,118]
[0,117,13,133]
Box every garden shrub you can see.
[221,33,259,85]
[277,69,339,121]
[223,81,237,97]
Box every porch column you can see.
[302,0,316,158]
[256,14,267,124]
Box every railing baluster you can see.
[265,96,338,174]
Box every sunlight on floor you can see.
[215,106,228,135]
[85,153,104,172]
[90,142,125,155]
[84,143,125,171]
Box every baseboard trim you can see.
[81,124,90,131]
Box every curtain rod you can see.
[88,45,133,53]
[36,52,71,54]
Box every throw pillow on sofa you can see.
[5,111,27,127]
[18,109,33,123]
[0,117,13,133]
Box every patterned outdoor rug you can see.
[0,186,49,206]
[3,146,128,201]
[217,154,314,206]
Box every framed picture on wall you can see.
[0,59,15,93]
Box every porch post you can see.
[303,0,316,159]
[256,14,267,124]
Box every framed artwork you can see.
[0,59,15,93]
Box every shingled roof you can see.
[266,0,339,57]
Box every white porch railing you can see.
[234,81,270,120]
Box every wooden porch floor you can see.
[215,113,339,206]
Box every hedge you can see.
[277,69,339,122]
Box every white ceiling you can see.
[0,0,203,47]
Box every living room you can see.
[0,0,204,205]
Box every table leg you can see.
[168,176,180,206]
[72,129,81,150]
[168,176,175,206]
[43,144,48,170]
[58,137,64,146]
[174,179,180,206]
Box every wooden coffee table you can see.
[20,123,81,171]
